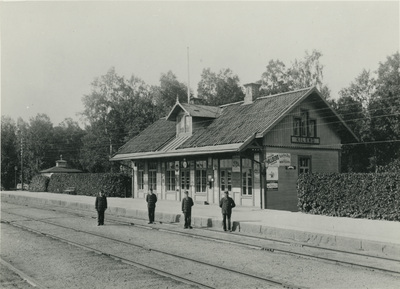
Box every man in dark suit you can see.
[95,190,108,226]
[181,191,194,229]
[219,191,236,232]
[146,188,157,224]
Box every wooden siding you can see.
[265,96,341,149]
[264,147,339,211]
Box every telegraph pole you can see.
[14,166,17,189]
[20,133,24,190]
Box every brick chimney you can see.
[243,83,261,105]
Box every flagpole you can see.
[187,47,190,104]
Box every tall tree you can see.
[261,60,291,95]
[153,71,191,115]
[80,67,158,172]
[334,52,400,172]
[260,50,331,99]
[52,118,86,170]
[368,52,400,167]
[24,114,54,179]
[1,116,18,189]
[197,68,244,106]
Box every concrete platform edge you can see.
[2,193,399,258]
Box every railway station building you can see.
[110,85,357,211]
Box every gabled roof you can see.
[116,117,176,155]
[111,86,357,161]
[180,87,314,148]
[166,102,221,121]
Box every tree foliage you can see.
[52,118,85,170]
[152,70,191,115]
[1,116,18,189]
[334,52,400,172]
[261,50,331,99]
[80,67,159,172]
[197,68,244,106]
[1,114,86,188]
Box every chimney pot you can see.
[243,83,262,105]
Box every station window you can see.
[301,110,309,136]
[293,118,301,136]
[166,161,176,191]
[148,162,157,191]
[299,156,312,174]
[309,120,316,137]
[178,114,190,134]
[294,110,317,137]
[137,162,144,190]
[195,160,207,193]
[241,158,253,196]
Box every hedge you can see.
[298,173,400,221]
[29,175,50,192]
[47,173,131,198]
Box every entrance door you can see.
[181,169,190,194]
[220,169,232,194]
[298,156,311,174]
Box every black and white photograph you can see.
[1,1,399,288]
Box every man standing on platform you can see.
[146,188,157,224]
[181,191,194,229]
[219,191,235,232]
[95,190,107,226]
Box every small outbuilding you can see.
[40,155,82,177]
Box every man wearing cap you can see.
[95,190,107,226]
[181,191,194,229]
[219,191,236,232]
[146,188,157,224]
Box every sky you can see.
[1,1,399,126]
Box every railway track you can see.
[0,258,47,289]
[3,201,400,276]
[1,210,304,289]
[4,201,399,276]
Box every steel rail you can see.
[11,201,400,263]
[0,257,48,289]
[4,202,400,274]
[1,220,214,289]
[1,213,303,289]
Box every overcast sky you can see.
[1,1,399,126]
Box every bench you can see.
[64,187,76,195]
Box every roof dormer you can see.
[166,99,221,137]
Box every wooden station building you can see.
[111,85,357,211]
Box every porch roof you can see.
[110,143,243,161]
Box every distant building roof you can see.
[40,156,82,174]
[40,167,83,174]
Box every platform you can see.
[1,190,399,259]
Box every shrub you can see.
[298,173,400,221]
[47,173,131,198]
[29,175,50,192]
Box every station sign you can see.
[265,153,291,167]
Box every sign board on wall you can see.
[266,167,278,180]
[267,181,278,190]
[266,166,279,191]
[265,153,279,167]
[265,153,291,167]
[232,156,240,172]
